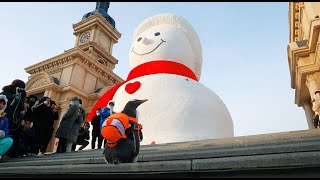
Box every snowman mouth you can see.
[132,39,166,56]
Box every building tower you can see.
[24,2,123,152]
[288,2,320,129]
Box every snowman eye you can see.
[154,32,160,36]
[137,37,142,42]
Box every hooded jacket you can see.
[0,95,9,138]
[99,100,115,132]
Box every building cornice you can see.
[24,48,124,87]
[289,2,302,43]
[61,84,89,98]
[288,17,320,88]
[24,49,78,76]
[288,44,309,88]
[308,18,320,53]
[26,83,61,96]
[77,41,119,65]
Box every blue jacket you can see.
[0,112,9,137]
[99,107,111,133]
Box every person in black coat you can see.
[31,96,54,156]
[55,97,81,153]
[91,108,102,149]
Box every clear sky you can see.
[0,2,308,137]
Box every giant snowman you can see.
[88,13,234,145]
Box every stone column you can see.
[302,101,315,129]
[305,74,318,129]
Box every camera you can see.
[10,88,23,107]
[16,87,25,94]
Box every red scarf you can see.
[87,60,198,121]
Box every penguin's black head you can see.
[122,99,148,118]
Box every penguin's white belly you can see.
[112,74,234,145]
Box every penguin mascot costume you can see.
[101,99,147,164]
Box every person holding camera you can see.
[72,121,90,151]
[0,79,26,134]
[31,96,55,156]
[20,95,37,130]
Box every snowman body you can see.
[88,13,235,145]
[112,73,234,145]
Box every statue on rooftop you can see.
[82,2,116,28]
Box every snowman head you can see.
[129,13,202,80]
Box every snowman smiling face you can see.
[129,24,195,74]
[131,31,166,56]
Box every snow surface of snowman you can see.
[110,13,234,145]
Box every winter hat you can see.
[108,100,115,106]
[71,96,79,102]
[108,100,115,115]
[0,94,8,114]
[70,96,80,106]
[0,95,8,104]
[11,79,25,88]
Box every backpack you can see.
[101,113,142,148]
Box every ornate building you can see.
[288,2,320,129]
[24,3,123,152]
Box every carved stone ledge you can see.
[77,55,123,86]
[27,56,75,76]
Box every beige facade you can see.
[288,2,320,129]
[24,14,123,152]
